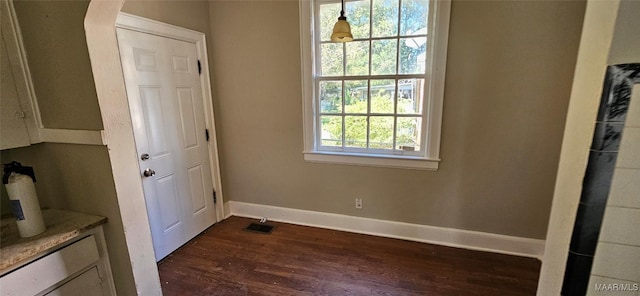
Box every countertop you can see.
[0,209,107,275]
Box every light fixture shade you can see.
[331,18,353,42]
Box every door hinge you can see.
[213,190,217,204]
[205,129,210,142]
[197,60,202,75]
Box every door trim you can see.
[86,1,160,294]
[85,3,223,293]
[116,12,225,224]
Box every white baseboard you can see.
[223,201,232,219]
[226,201,545,260]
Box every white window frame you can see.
[299,0,450,170]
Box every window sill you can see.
[302,151,440,170]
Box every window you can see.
[300,0,450,170]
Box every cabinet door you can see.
[45,267,103,296]
[1,31,31,150]
[0,236,100,296]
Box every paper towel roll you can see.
[5,174,46,237]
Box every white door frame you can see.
[85,2,224,294]
[536,0,621,294]
[115,12,225,228]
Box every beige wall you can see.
[608,0,640,65]
[0,0,594,292]
[3,0,218,292]
[3,1,134,294]
[122,0,213,36]
[209,0,585,239]
[0,144,135,294]
[12,0,102,130]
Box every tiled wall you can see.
[563,64,640,295]
[587,79,640,294]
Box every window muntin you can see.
[301,0,449,170]
[314,0,431,156]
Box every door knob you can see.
[143,169,156,177]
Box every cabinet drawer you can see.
[0,235,100,296]
[45,267,103,296]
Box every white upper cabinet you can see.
[1,33,31,149]
[1,0,41,150]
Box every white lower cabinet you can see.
[45,267,103,296]
[0,227,116,296]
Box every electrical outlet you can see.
[355,198,363,209]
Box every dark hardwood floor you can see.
[157,216,541,295]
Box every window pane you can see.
[320,81,342,113]
[344,80,368,114]
[319,3,341,42]
[399,36,427,74]
[320,116,342,147]
[400,0,428,36]
[397,78,424,114]
[345,115,368,148]
[370,79,395,114]
[372,0,399,38]
[345,41,369,76]
[371,39,397,75]
[346,0,371,39]
[369,116,394,149]
[397,117,422,151]
[320,43,344,76]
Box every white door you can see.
[116,27,217,261]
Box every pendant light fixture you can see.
[330,0,353,42]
